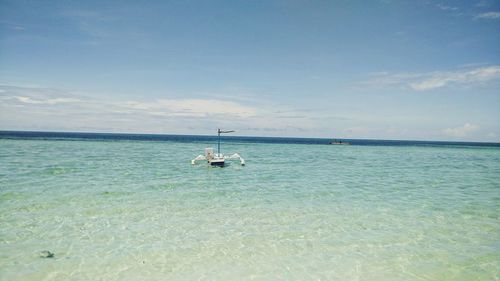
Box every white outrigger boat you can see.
[191,129,245,167]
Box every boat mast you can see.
[218,128,221,155]
[217,128,235,155]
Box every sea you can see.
[1,131,499,280]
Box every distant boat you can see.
[329,139,350,145]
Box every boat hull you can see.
[209,159,225,167]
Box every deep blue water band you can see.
[1,130,499,148]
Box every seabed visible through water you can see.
[0,136,499,280]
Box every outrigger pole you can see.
[217,128,235,155]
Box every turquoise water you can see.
[1,138,499,280]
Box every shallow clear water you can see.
[0,138,499,280]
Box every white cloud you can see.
[410,66,500,90]
[363,65,500,91]
[436,4,459,11]
[409,78,447,91]
[2,85,496,141]
[475,12,500,19]
[0,85,317,136]
[443,123,479,138]
[0,85,256,119]
[432,3,463,17]
[121,99,256,118]
[16,96,81,105]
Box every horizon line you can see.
[1,129,499,145]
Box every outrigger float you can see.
[191,129,245,167]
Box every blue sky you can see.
[1,0,499,141]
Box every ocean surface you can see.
[1,131,499,280]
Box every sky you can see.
[1,0,499,141]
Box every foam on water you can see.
[0,138,499,280]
